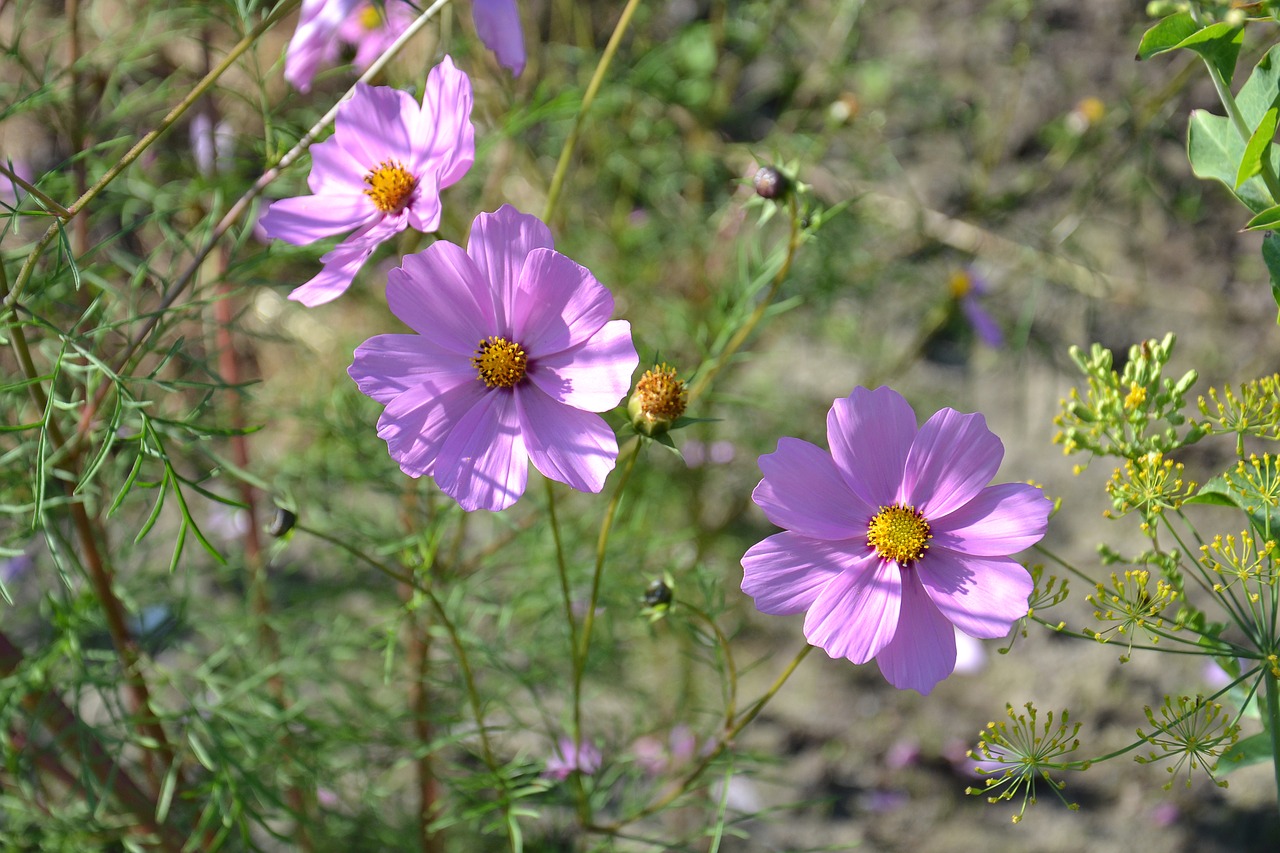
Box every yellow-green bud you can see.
[628,364,687,437]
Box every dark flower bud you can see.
[753,165,790,201]
[268,507,297,537]
[643,578,673,609]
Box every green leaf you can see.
[1137,14,1243,82]
[1263,233,1280,323]
[1217,731,1274,775]
[1137,13,1199,60]
[1237,106,1280,188]
[1237,45,1280,128]
[1188,110,1279,213]
[1244,204,1280,231]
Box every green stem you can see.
[685,194,802,407]
[4,0,303,309]
[541,0,644,223]
[590,643,813,833]
[1267,668,1280,822]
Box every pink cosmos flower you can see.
[544,737,602,781]
[740,386,1051,694]
[284,0,416,93]
[260,59,474,306]
[348,205,638,511]
[473,0,526,77]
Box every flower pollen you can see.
[364,160,417,213]
[472,336,527,389]
[635,364,687,421]
[867,504,932,565]
[359,3,385,29]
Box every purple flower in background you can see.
[260,59,474,306]
[473,0,526,76]
[545,737,602,780]
[1,159,33,208]
[948,267,1004,349]
[338,1,418,71]
[284,0,416,92]
[348,205,638,511]
[740,386,1051,694]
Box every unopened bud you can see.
[628,364,687,437]
[753,166,790,201]
[268,506,297,537]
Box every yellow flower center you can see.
[363,160,416,214]
[948,269,972,299]
[1124,382,1147,411]
[634,364,687,421]
[866,504,932,565]
[472,336,528,389]
[359,3,385,30]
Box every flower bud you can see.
[643,578,673,609]
[752,165,790,201]
[628,364,687,437]
[268,506,297,537]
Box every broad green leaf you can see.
[1243,204,1280,231]
[1137,14,1243,82]
[1136,13,1198,60]
[1237,106,1279,188]
[1188,110,1279,213]
[1263,233,1280,322]
[1217,731,1274,775]
[1237,45,1280,128]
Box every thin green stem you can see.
[295,521,520,850]
[1267,668,1280,822]
[685,194,801,407]
[541,0,644,223]
[4,0,303,309]
[590,642,813,832]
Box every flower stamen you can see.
[867,504,932,565]
[472,336,528,389]
[364,160,416,213]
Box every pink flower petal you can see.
[514,249,614,355]
[390,244,496,352]
[404,170,442,233]
[416,56,476,188]
[376,379,488,478]
[753,438,872,540]
[334,82,419,168]
[901,408,1003,517]
[433,392,529,511]
[287,237,377,306]
[875,571,957,694]
[527,320,637,411]
[515,385,618,494]
[931,483,1051,556]
[741,532,861,615]
[917,549,1032,639]
[827,386,917,507]
[348,334,473,405]
[802,556,901,664]
[473,0,526,76]
[306,137,371,195]
[284,0,359,92]
[260,193,377,245]
[466,205,553,329]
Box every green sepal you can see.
[1237,106,1280,188]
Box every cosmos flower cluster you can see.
[265,15,1050,710]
